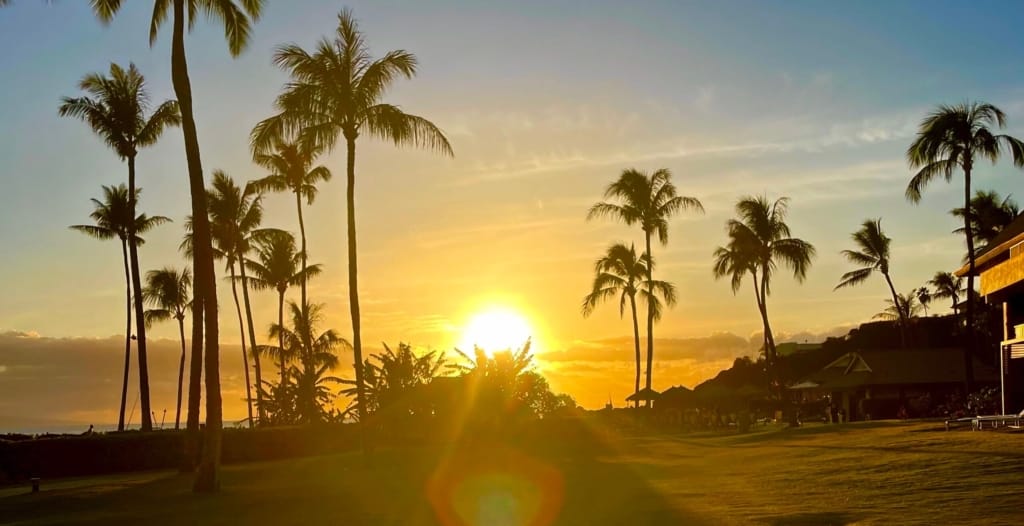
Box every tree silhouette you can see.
[342,343,447,416]
[582,243,673,398]
[203,171,271,428]
[70,185,169,431]
[59,63,180,432]
[951,190,1019,256]
[246,231,321,385]
[835,219,908,348]
[713,196,814,371]
[587,168,702,398]
[930,271,964,315]
[263,302,347,424]
[89,0,264,491]
[251,8,453,424]
[251,138,332,324]
[141,267,191,430]
[874,291,924,322]
[906,101,1024,391]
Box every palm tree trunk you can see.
[962,163,976,392]
[882,272,908,348]
[170,0,221,492]
[346,136,368,425]
[238,262,264,423]
[126,156,153,432]
[118,238,131,432]
[175,314,186,430]
[629,293,641,398]
[644,231,654,406]
[751,272,766,356]
[296,192,308,313]
[757,266,777,369]
[229,263,254,429]
[278,290,286,384]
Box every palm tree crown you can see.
[587,168,704,243]
[69,185,169,244]
[728,196,815,294]
[251,139,332,204]
[142,267,192,325]
[835,219,893,290]
[250,8,453,156]
[929,271,964,314]
[951,190,1019,252]
[59,62,180,160]
[245,231,320,296]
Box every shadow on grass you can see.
[760,511,864,525]
[0,419,707,525]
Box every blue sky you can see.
[2,1,1024,415]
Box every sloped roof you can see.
[625,387,662,401]
[794,348,998,390]
[955,212,1024,276]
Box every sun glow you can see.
[459,308,534,355]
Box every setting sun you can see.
[460,308,534,355]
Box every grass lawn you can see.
[1,421,1022,525]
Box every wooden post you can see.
[1003,301,1009,416]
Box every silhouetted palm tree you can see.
[141,267,191,430]
[90,0,264,490]
[582,243,654,398]
[874,291,924,322]
[251,138,332,318]
[916,287,932,317]
[713,196,815,369]
[930,271,964,315]
[250,8,453,422]
[906,102,1024,391]
[266,301,347,424]
[59,63,180,432]
[204,171,270,428]
[246,231,321,384]
[70,185,169,431]
[952,190,1019,256]
[835,219,908,348]
[587,168,702,396]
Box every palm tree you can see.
[951,190,1019,255]
[251,138,332,319]
[835,219,908,348]
[246,231,321,384]
[90,0,263,491]
[69,185,169,431]
[906,102,1024,391]
[587,168,703,395]
[59,63,180,432]
[916,287,932,317]
[581,243,649,398]
[712,196,815,369]
[250,8,453,423]
[266,301,347,424]
[874,291,924,322]
[141,268,191,430]
[203,171,269,428]
[930,271,964,315]
[342,343,447,418]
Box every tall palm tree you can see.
[59,63,180,432]
[250,8,453,422]
[916,287,932,317]
[246,231,321,384]
[251,138,332,319]
[930,271,964,315]
[588,168,703,394]
[581,243,648,398]
[141,267,191,430]
[906,102,1024,391]
[951,190,1019,255]
[835,219,908,348]
[204,171,270,428]
[70,185,169,431]
[712,196,815,369]
[90,0,264,491]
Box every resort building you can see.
[955,214,1024,414]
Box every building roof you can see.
[625,387,662,402]
[955,212,1024,277]
[791,348,999,391]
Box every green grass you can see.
[2,421,1022,525]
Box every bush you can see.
[0,424,359,483]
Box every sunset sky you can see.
[3,1,1024,426]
